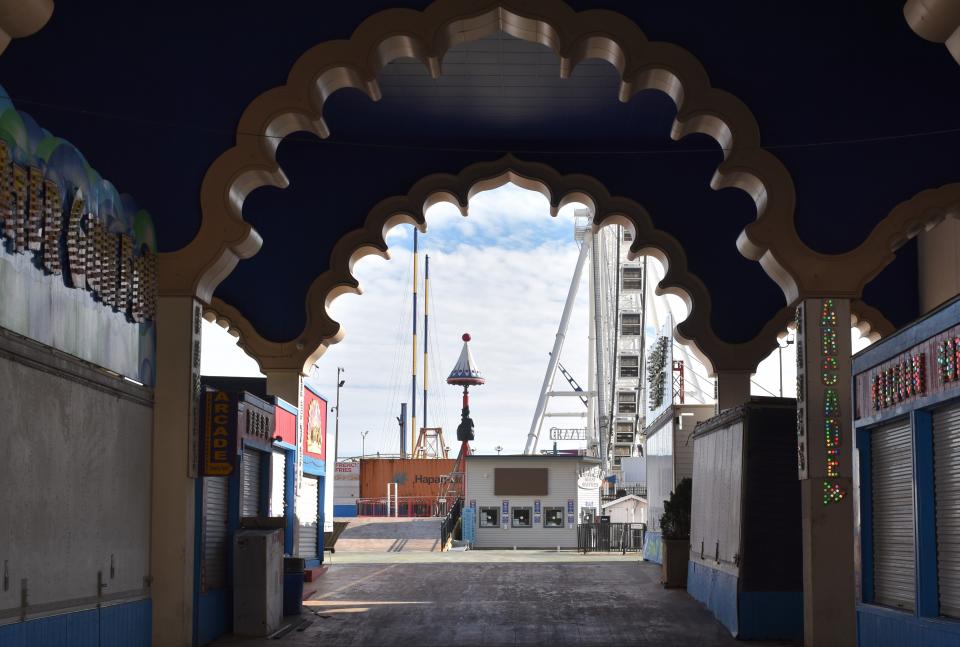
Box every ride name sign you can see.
[200,389,238,476]
[549,427,586,441]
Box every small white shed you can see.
[601,494,647,525]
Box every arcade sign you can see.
[0,85,157,384]
[200,389,238,476]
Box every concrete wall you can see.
[0,329,152,626]
[465,457,582,549]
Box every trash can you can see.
[283,557,305,616]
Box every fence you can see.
[577,522,646,553]
[355,495,458,517]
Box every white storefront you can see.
[464,455,600,549]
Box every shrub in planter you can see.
[659,477,692,588]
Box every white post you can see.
[525,235,592,454]
[386,483,392,517]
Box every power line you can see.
[5,92,960,157]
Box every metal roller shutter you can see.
[298,476,320,559]
[202,476,229,590]
[241,448,262,519]
[872,418,915,611]
[270,450,286,518]
[934,402,960,618]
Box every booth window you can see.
[618,391,637,414]
[512,507,532,528]
[544,507,564,528]
[479,507,499,528]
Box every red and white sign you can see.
[302,385,327,461]
[335,461,359,479]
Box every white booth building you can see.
[464,455,600,548]
[602,494,648,525]
[645,403,716,532]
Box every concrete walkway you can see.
[333,516,442,553]
[213,557,798,647]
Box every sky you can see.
[200,183,871,459]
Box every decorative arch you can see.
[904,0,960,65]
[0,0,53,55]
[165,0,935,376]
[201,154,791,375]
[160,0,813,305]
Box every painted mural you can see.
[0,84,157,384]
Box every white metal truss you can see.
[525,207,718,479]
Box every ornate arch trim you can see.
[904,0,960,65]
[202,155,789,375]
[161,0,814,305]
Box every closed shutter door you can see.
[202,476,229,590]
[872,418,915,611]
[241,448,262,519]
[270,450,286,518]
[934,402,960,618]
[298,476,320,559]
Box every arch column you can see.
[151,295,204,647]
[796,298,856,647]
[715,371,751,411]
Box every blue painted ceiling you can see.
[0,1,955,343]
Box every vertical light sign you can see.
[796,299,852,504]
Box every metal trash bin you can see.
[283,557,305,616]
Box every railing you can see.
[355,495,458,518]
[440,497,464,548]
[600,485,648,504]
[577,522,646,554]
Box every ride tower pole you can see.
[411,229,419,458]
[423,254,429,431]
[445,333,484,502]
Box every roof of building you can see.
[602,494,648,508]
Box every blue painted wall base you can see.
[858,604,960,647]
[0,599,150,647]
[643,530,663,564]
[687,560,802,641]
[333,504,357,517]
[195,588,230,646]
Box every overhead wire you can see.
[374,231,414,456]
[4,92,960,157]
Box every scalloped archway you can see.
[202,154,794,376]
[165,0,917,376]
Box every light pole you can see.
[778,334,794,397]
[333,367,345,462]
[495,445,503,455]
[361,430,369,459]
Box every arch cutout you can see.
[203,155,796,376]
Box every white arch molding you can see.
[162,0,933,375]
